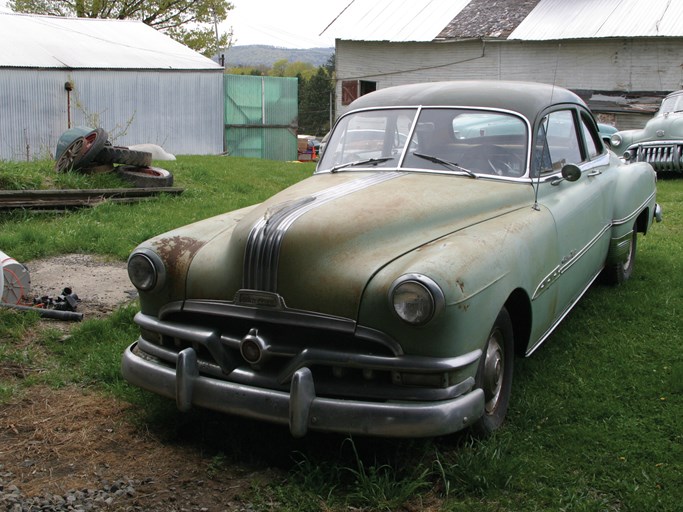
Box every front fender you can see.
[358,206,558,359]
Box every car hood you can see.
[178,172,534,319]
[638,114,683,142]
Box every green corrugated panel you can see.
[224,75,298,161]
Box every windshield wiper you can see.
[413,152,477,178]
[329,156,394,173]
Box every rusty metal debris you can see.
[1,251,83,321]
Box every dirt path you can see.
[0,255,266,511]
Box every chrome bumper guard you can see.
[122,342,485,438]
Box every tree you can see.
[299,66,334,136]
[9,0,234,56]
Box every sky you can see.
[223,0,351,48]
[0,0,352,49]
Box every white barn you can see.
[0,12,224,162]
[323,0,683,129]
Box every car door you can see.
[529,108,612,351]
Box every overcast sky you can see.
[0,0,351,48]
[224,0,351,48]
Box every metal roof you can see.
[0,12,222,70]
[320,0,472,42]
[438,0,541,40]
[510,0,683,40]
[324,0,683,43]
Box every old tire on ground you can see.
[54,127,108,173]
[54,137,85,173]
[115,166,174,188]
[79,163,115,175]
[472,307,514,436]
[94,146,153,167]
[602,222,637,285]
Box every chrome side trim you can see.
[243,172,403,291]
[532,222,611,300]
[526,267,603,356]
[611,191,656,227]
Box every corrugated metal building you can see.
[323,0,683,129]
[0,12,224,161]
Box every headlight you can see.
[610,133,622,147]
[127,250,165,291]
[389,274,445,325]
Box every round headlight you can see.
[389,274,444,325]
[127,251,164,291]
[610,133,622,147]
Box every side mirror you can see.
[561,164,581,182]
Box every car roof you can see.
[347,81,587,122]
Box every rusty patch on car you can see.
[151,236,206,280]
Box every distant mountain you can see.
[217,45,334,68]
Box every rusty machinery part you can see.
[54,127,108,173]
[0,251,31,305]
[94,146,153,167]
[115,166,174,188]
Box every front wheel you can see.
[472,307,514,436]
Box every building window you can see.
[341,80,377,105]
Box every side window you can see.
[533,110,582,175]
[580,114,601,159]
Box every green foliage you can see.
[8,0,234,56]
[270,59,316,79]
[299,66,334,136]
[41,304,140,388]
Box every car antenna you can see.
[533,43,562,212]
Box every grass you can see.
[0,156,314,261]
[0,158,681,511]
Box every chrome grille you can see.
[634,142,683,171]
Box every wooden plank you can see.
[0,187,184,210]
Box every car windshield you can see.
[658,92,683,115]
[317,108,528,178]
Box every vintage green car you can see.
[121,81,660,438]
[610,89,683,172]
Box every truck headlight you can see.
[127,250,165,291]
[389,274,444,325]
[610,133,622,147]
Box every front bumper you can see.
[121,341,485,438]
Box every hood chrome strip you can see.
[244,172,403,291]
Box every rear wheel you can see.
[472,307,514,436]
[602,222,637,285]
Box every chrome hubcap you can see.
[483,333,504,414]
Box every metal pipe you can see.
[0,303,83,321]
